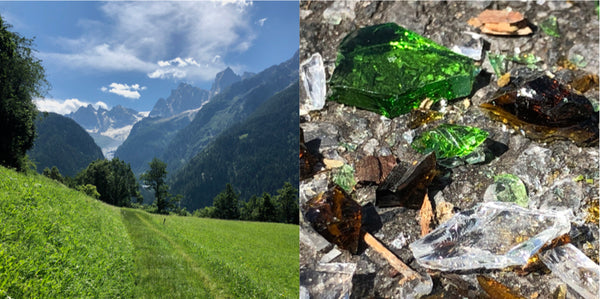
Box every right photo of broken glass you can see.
[299,1,599,298]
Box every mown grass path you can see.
[122,209,225,298]
[122,209,299,298]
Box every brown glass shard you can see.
[477,275,526,299]
[300,128,319,180]
[303,185,362,254]
[376,153,437,209]
[355,155,397,184]
[408,109,444,129]
[480,75,599,146]
[571,74,599,94]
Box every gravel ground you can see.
[299,1,599,298]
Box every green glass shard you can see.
[411,124,489,159]
[332,164,356,193]
[509,53,542,65]
[539,16,560,37]
[329,23,480,118]
[488,53,507,77]
[486,174,529,208]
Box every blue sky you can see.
[0,1,299,114]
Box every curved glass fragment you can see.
[480,75,599,146]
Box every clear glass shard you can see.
[540,243,600,299]
[300,263,357,299]
[409,201,572,271]
[301,53,327,112]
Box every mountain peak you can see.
[210,67,241,98]
[148,83,210,118]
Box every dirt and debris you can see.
[300,1,599,298]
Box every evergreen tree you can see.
[240,195,260,221]
[140,158,170,214]
[213,183,240,220]
[258,192,276,222]
[0,16,49,170]
[276,182,299,224]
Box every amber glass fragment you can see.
[300,128,319,180]
[304,185,362,254]
[477,275,526,299]
[480,75,599,146]
[376,153,437,208]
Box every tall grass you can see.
[123,210,299,298]
[0,166,299,298]
[0,166,135,298]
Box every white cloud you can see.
[101,83,147,99]
[34,98,108,115]
[41,44,156,73]
[40,1,256,83]
[257,18,267,27]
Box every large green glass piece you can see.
[411,124,489,159]
[329,23,480,118]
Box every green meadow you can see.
[0,166,299,298]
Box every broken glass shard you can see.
[303,185,362,254]
[508,53,542,66]
[540,244,600,299]
[480,75,599,146]
[477,275,526,299]
[300,263,357,299]
[409,201,572,271]
[376,153,437,209]
[488,53,508,77]
[539,16,560,37]
[300,53,327,112]
[300,128,320,180]
[329,23,480,118]
[411,124,489,159]
[332,164,356,193]
[484,174,529,208]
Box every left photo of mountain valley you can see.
[0,1,299,298]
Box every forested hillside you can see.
[162,51,300,173]
[171,81,299,211]
[28,112,104,177]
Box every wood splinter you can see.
[363,232,422,284]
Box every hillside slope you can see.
[0,167,298,298]
[114,110,197,175]
[163,51,299,173]
[28,112,104,177]
[171,81,300,210]
[0,166,134,298]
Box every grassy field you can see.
[123,209,299,298]
[0,166,135,298]
[0,166,299,298]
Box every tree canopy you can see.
[141,158,178,214]
[76,158,141,207]
[0,16,48,170]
